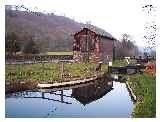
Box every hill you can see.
[5,5,114,52]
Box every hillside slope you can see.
[5,5,113,51]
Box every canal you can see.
[5,79,134,118]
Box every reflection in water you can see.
[72,80,113,105]
[6,79,133,118]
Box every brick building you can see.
[73,28,115,63]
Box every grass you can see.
[6,63,107,83]
[127,73,156,117]
[112,59,137,67]
[112,60,128,67]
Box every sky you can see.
[4,0,160,47]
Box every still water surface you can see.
[6,80,133,118]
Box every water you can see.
[5,80,134,118]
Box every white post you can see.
[109,61,112,66]
[108,61,112,73]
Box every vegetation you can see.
[112,59,136,67]
[6,63,107,83]
[112,59,128,67]
[22,37,40,54]
[128,73,156,117]
[114,34,139,59]
[5,32,43,55]
[5,32,21,55]
[112,59,156,117]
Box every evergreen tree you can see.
[5,32,21,55]
[22,37,40,54]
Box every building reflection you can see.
[72,79,113,105]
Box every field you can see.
[6,63,107,83]
[46,51,73,55]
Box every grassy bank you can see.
[127,73,156,117]
[113,59,156,117]
[6,63,107,83]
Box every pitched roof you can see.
[74,26,116,40]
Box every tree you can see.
[22,36,40,54]
[5,32,21,55]
[32,34,49,53]
[144,52,149,58]
[150,50,156,57]
[115,34,138,58]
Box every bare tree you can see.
[115,34,138,58]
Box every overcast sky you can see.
[5,0,159,47]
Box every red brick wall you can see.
[73,28,114,63]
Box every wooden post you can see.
[42,92,44,98]
[61,90,64,102]
[60,62,64,81]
